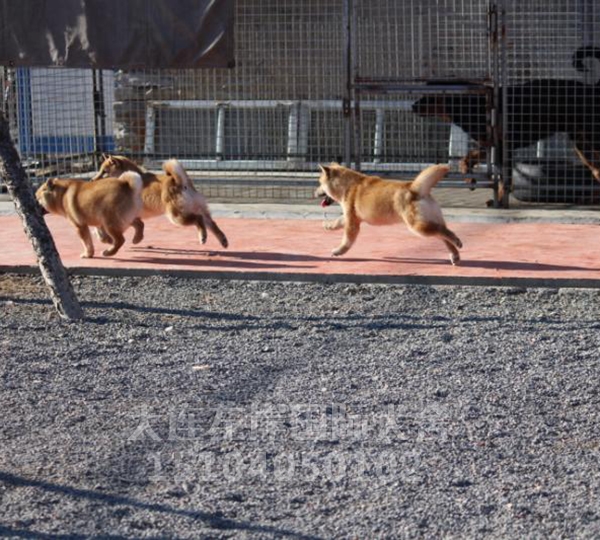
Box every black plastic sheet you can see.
[0,0,234,69]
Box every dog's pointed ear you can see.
[319,164,331,177]
[47,178,56,189]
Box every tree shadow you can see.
[0,471,322,540]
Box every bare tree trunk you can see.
[0,111,83,320]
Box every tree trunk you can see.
[0,111,83,320]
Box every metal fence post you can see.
[496,0,510,208]
[343,0,353,168]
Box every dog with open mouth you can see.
[315,163,462,265]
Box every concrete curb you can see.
[4,263,600,290]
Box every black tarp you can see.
[0,0,234,69]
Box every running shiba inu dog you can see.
[93,155,228,248]
[315,163,462,265]
[36,172,143,258]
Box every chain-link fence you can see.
[2,0,600,205]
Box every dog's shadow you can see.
[126,247,597,273]
[385,256,599,272]
[120,253,309,270]
[128,246,376,266]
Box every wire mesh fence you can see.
[353,0,493,82]
[351,0,499,202]
[2,0,350,202]
[1,0,599,205]
[502,0,600,203]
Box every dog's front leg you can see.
[323,215,344,231]
[195,215,208,244]
[205,215,229,248]
[332,219,360,256]
[76,225,95,258]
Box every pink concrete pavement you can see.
[1,214,600,286]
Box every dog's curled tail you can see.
[163,159,194,189]
[119,171,143,195]
[573,46,600,79]
[410,164,450,197]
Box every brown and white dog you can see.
[93,155,228,248]
[36,172,143,258]
[315,163,462,265]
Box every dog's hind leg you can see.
[131,218,145,244]
[409,221,462,265]
[443,240,461,266]
[204,215,228,248]
[440,225,462,250]
[101,227,125,257]
[168,211,207,244]
[194,215,208,244]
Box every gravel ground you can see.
[1,273,600,539]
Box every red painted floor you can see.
[1,214,600,285]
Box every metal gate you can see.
[349,0,500,203]
[2,0,600,205]
[501,0,600,204]
[349,0,600,206]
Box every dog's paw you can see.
[220,237,229,249]
[80,252,94,259]
[332,247,348,257]
[102,249,116,257]
[450,253,460,266]
[323,220,342,231]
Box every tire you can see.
[511,159,600,204]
